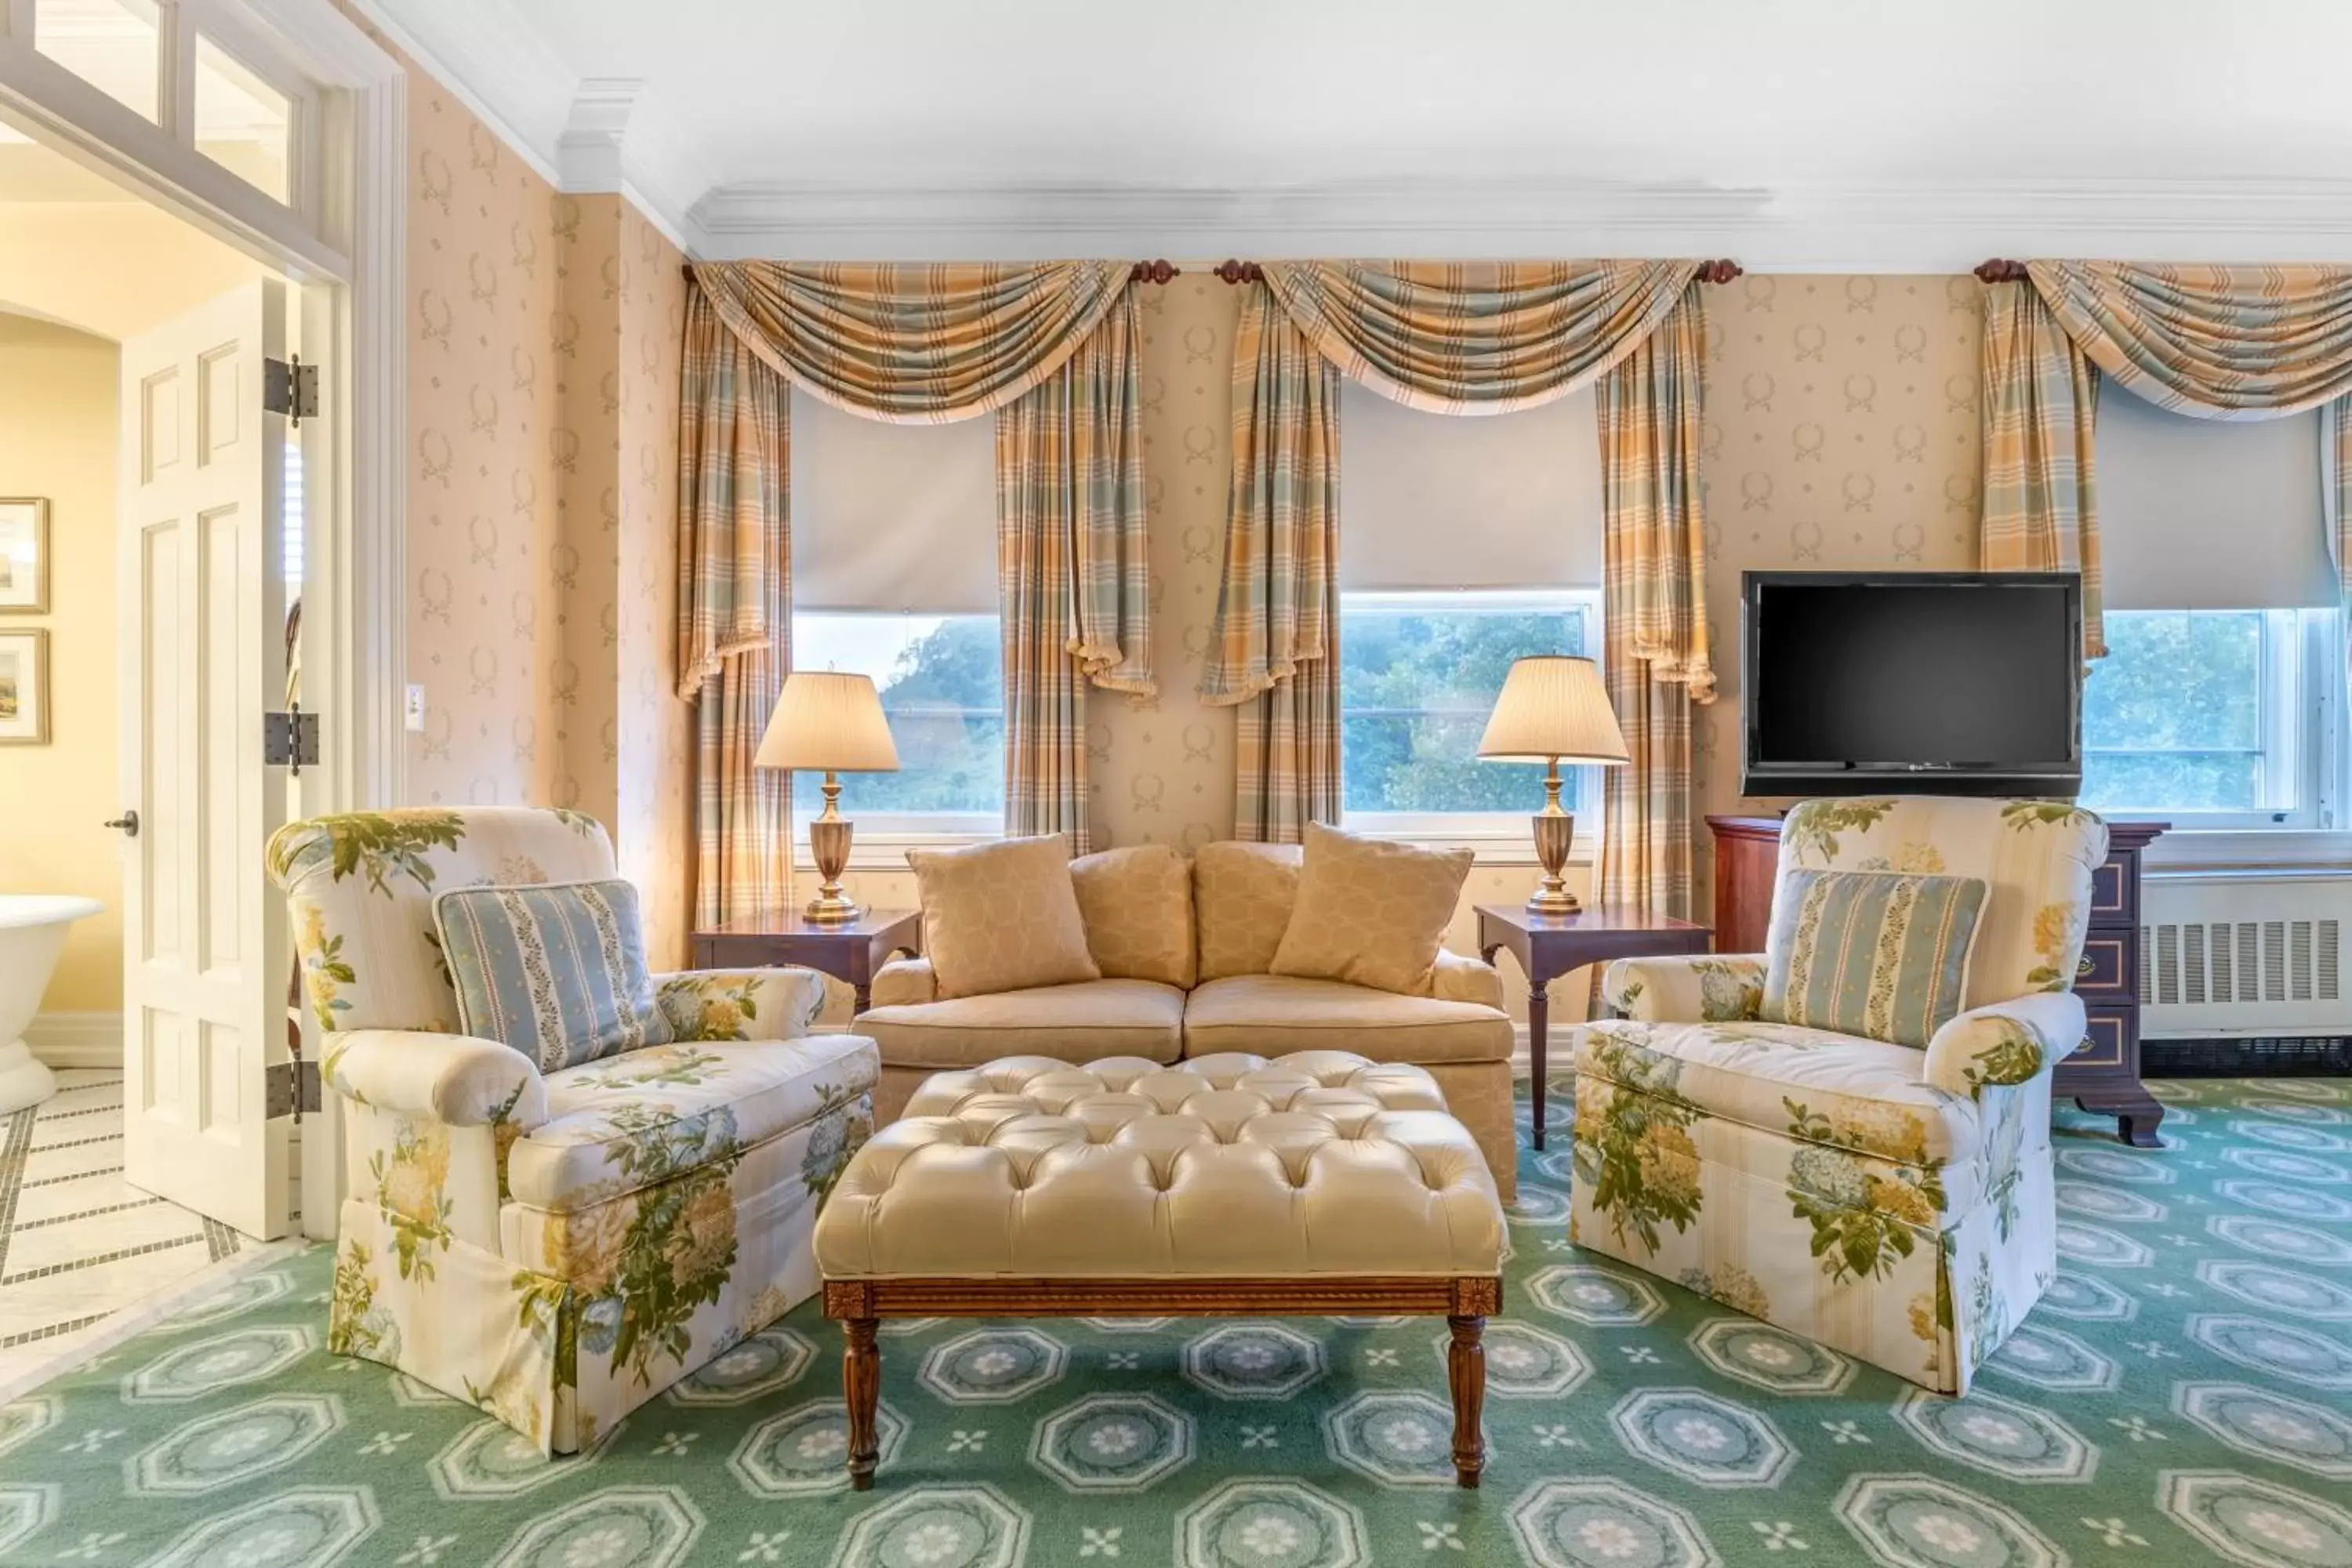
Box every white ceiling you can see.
[361,0,2352,267]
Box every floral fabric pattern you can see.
[274,807,884,1454]
[1777,797,2106,1013]
[1573,794,2095,1394]
[1602,954,1766,1023]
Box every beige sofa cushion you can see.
[1271,823,1472,996]
[1071,844,1196,988]
[852,978,1185,1069]
[1184,975,1512,1065]
[1192,841,1302,982]
[908,834,1099,1000]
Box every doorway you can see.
[0,0,404,1390]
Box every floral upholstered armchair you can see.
[267,808,880,1453]
[1577,797,2107,1394]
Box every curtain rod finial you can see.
[1973,259,2030,283]
[1213,260,1264,285]
[1130,260,1179,285]
[1700,259,1744,284]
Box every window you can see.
[2081,608,2339,828]
[194,36,292,202]
[33,0,162,123]
[1341,589,1601,837]
[789,612,1003,836]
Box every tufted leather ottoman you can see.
[814,1049,1507,1488]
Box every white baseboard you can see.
[23,1012,124,1069]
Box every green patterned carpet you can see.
[3,1076,2350,1568]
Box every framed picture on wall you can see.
[0,499,49,613]
[0,628,49,744]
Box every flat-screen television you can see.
[1742,571,2082,799]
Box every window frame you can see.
[2082,607,2343,832]
[1338,586,1606,860]
[786,608,1007,855]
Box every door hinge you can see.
[263,707,320,771]
[263,353,318,426]
[266,1058,321,1119]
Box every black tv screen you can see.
[1742,572,2082,798]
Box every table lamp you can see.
[756,670,900,924]
[1477,655,1629,915]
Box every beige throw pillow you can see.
[907,835,1101,1000]
[1192,841,1303,981]
[1269,823,1473,996]
[1070,844,1196,989]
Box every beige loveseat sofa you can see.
[851,841,1519,1196]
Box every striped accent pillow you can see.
[434,880,673,1072]
[1762,869,1987,1048]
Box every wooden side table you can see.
[691,909,922,1014]
[1476,904,1711,1151]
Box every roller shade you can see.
[2099,388,2334,610]
[1336,379,1603,590]
[787,390,998,614]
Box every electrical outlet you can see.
[405,684,426,733]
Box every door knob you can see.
[104,811,139,838]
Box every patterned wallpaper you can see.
[613,205,694,969]
[1088,279,1241,855]
[400,68,564,813]
[1693,275,1984,902]
[367,16,694,963]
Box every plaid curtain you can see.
[691,260,1130,422]
[1201,282,1342,838]
[1595,286,1710,920]
[1980,280,2103,659]
[2027,261,2352,416]
[677,288,791,926]
[681,262,1150,893]
[1261,260,1701,413]
[996,289,1152,851]
[1204,261,1715,870]
[2332,398,2352,739]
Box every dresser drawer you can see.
[2072,935,2134,1001]
[2088,856,2135,925]
[2073,1005,2134,1070]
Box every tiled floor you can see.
[0,1068,246,1392]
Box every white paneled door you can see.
[118,281,292,1240]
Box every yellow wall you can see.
[0,315,122,1011]
[0,202,270,343]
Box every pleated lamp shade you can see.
[755,671,901,773]
[1477,655,1629,765]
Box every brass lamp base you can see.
[804,772,862,926]
[1525,757,1581,916]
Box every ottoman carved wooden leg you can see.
[813,1054,1511,1493]
[1447,1312,1486,1487]
[842,1315,881,1492]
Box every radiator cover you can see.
[2140,871,2347,1037]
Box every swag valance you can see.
[1980,260,2352,662]
[677,260,1151,921]
[1203,257,1722,915]
[691,260,1133,423]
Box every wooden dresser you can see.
[1707,815,2169,1147]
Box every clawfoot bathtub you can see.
[0,895,103,1114]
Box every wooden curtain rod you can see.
[677,261,1182,281]
[1974,259,2031,282]
[1213,259,1745,283]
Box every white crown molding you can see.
[344,0,568,188]
[692,177,2352,270]
[557,75,637,191]
[350,0,706,253]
